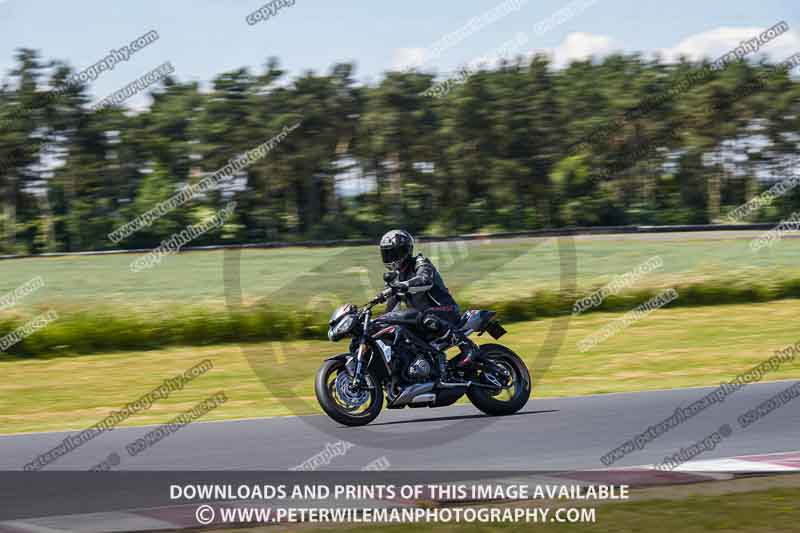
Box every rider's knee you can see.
[421,313,444,332]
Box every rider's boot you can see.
[437,351,448,376]
[448,331,482,369]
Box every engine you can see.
[404,357,433,381]
[388,344,436,383]
[397,354,436,383]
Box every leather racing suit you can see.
[382,254,478,367]
[385,254,459,323]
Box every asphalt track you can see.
[1,379,798,472]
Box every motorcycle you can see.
[314,274,531,426]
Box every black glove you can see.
[391,280,410,294]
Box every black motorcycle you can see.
[314,276,531,426]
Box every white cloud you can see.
[660,26,800,63]
[392,47,427,71]
[546,32,616,68]
[397,24,799,74]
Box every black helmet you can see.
[379,229,414,270]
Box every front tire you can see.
[467,344,531,416]
[315,357,383,426]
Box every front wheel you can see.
[467,344,531,416]
[315,357,383,426]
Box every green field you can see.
[2,230,800,358]
[4,231,800,312]
[2,299,798,435]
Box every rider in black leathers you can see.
[379,229,480,368]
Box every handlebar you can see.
[364,287,394,309]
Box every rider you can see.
[378,229,481,369]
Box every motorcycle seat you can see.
[457,310,496,333]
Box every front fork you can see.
[351,309,371,388]
[351,343,368,387]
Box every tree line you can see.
[0,48,798,253]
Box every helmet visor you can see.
[381,243,410,266]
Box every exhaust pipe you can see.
[409,393,436,404]
[389,382,435,407]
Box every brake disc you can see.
[335,372,369,409]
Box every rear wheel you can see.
[315,357,383,426]
[467,344,530,416]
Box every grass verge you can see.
[4,275,800,358]
[216,486,800,533]
[1,299,799,434]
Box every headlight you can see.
[329,304,355,325]
[328,313,355,341]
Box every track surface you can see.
[1,380,798,471]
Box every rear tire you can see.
[467,344,530,416]
[315,358,383,427]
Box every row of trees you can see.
[0,49,798,253]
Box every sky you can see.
[0,0,797,109]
